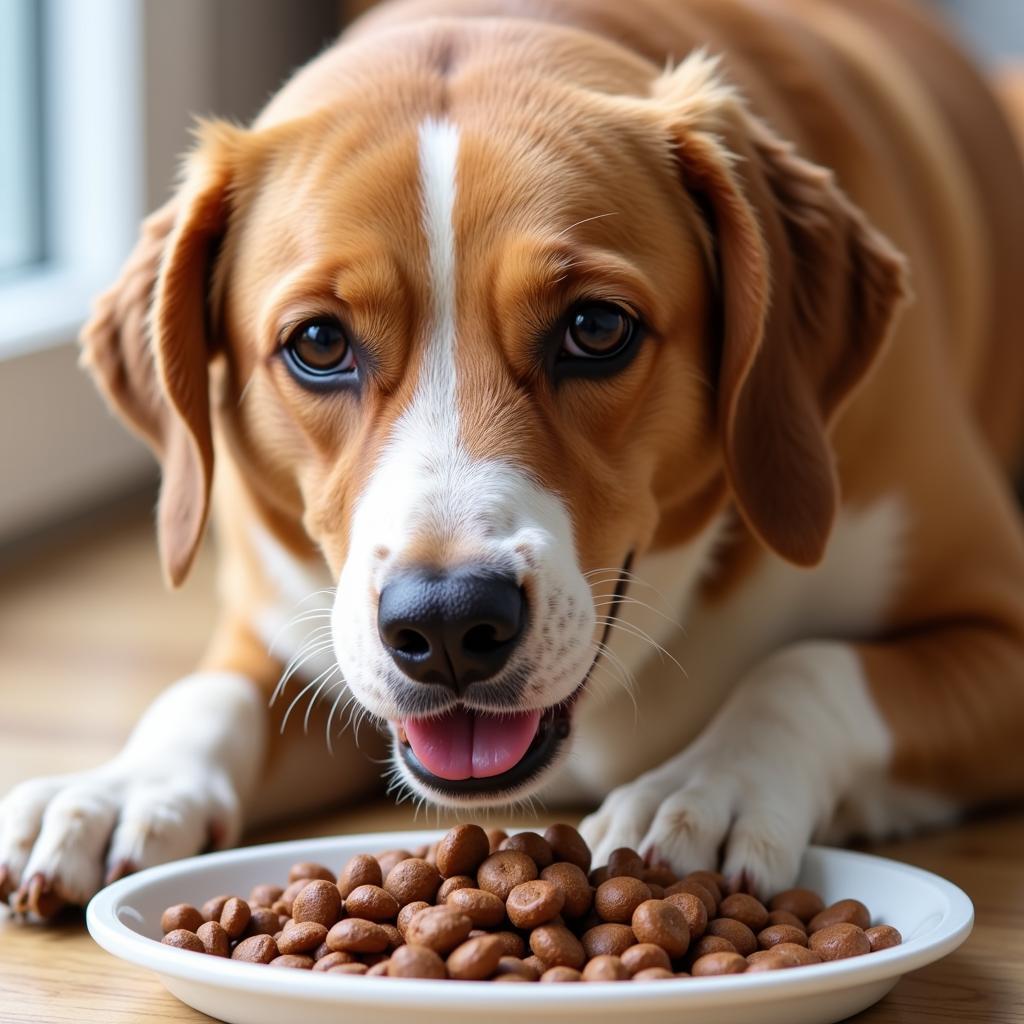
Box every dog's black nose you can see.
[377,568,526,691]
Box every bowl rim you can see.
[85,833,974,1011]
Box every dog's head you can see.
[81,26,905,806]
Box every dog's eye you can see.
[562,302,638,359]
[282,317,356,381]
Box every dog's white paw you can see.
[0,763,241,916]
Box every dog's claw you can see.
[0,864,12,902]
[104,859,137,885]
[13,873,65,919]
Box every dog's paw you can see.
[0,764,241,917]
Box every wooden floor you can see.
[0,505,1022,1022]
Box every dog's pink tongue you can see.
[403,708,543,780]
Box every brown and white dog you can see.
[4,0,1024,914]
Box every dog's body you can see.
[3,0,1024,913]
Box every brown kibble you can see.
[540,966,582,982]
[595,877,651,924]
[477,851,538,902]
[278,920,328,954]
[385,858,442,906]
[581,923,636,959]
[329,962,370,975]
[621,943,671,976]
[809,922,871,961]
[506,879,565,929]
[397,900,432,936]
[485,829,508,853]
[664,891,708,940]
[313,950,357,971]
[865,925,902,952]
[494,955,539,980]
[245,907,280,937]
[493,972,530,983]
[757,924,808,950]
[689,934,737,959]
[435,824,491,879]
[196,920,230,957]
[772,942,822,965]
[289,862,335,884]
[809,899,871,933]
[632,967,675,980]
[447,934,505,980]
[631,899,689,958]
[366,959,391,976]
[161,903,204,935]
[338,853,383,898]
[643,865,679,888]
[707,918,757,957]
[665,879,717,919]
[249,884,284,908]
[691,951,748,977]
[648,884,666,900]
[541,862,594,919]
[746,946,806,972]
[606,848,645,880]
[270,954,314,969]
[327,918,390,954]
[582,954,630,981]
[490,931,527,958]
[589,867,610,887]
[500,832,554,868]
[769,888,826,923]
[381,923,404,950]
[405,906,473,954]
[162,928,204,953]
[292,878,342,928]
[201,895,231,923]
[446,887,507,929]
[312,941,332,960]
[219,897,251,939]
[387,943,446,979]
[231,934,279,964]
[376,849,414,878]
[543,824,591,873]
[345,884,400,922]
[686,870,726,897]
[719,893,768,932]
[766,909,807,932]
[271,899,291,918]
[436,875,475,903]
[530,924,586,969]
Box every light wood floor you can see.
[0,504,1021,1022]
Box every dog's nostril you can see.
[394,628,430,656]
[462,623,502,654]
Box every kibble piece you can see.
[589,867,610,887]
[540,966,582,983]
[543,824,592,873]
[582,954,630,981]
[664,891,708,940]
[494,956,539,981]
[278,921,328,955]
[447,934,505,980]
[621,943,671,976]
[270,954,314,969]
[808,899,871,933]
[766,909,807,932]
[385,858,442,906]
[500,832,554,868]
[490,931,527,958]
[707,918,757,957]
[865,925,902,952]
[405,906,473,955]
[540,862,594,919]
[530,924,586,970]
[689,934,737,959]
[437,875,476,903]
[219,897,252,939]
[769,888,826,924]
[245,907,281,937]
[292,878,342,928]
[443,887,505,929]
[327,918,390,954]
[772,942,822,966]
[746,947,805,972]
[397,900,432,936]
[376,849,414,878]
[345,884,400,922]
[330,963,370,976]
[581,923,636,959]
[161,903,204,935]
[289,861,335,884]
[387,943,446,979]
[631,900,689,958]
[337,854,383,898]
[719,893,768,933]
[757,924,808,950]
[606,848,645,880]
[162,928,204,953]
[665,879,717,919]
[643,865,679,888]
[506,879,565,929]
[366,960,391,976]
[477,851,539,902]
[595,877,652,924]
[492,973,529,983]
[632,967,675,981]
[201,895,231,923]
[809,922,871,961]
[648,884,666,901]
[313,950,357,971]
[435,824,491,878]
[196,920,230,957]
[485,828,508,853]
[248,884,284,908]
[380,923,404,950]
[231,934,279,964]
[687,870,726,897]
[691,951,748,977]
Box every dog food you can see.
[158,823,901,981]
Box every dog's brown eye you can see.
[283,317,356,380]
[563,302,637,359]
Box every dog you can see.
[3,0,1024,916]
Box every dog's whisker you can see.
[270,637,337,707]
[302,666,340,734]
[324,678,350,756]
[279,662,336,734]
[595,616,689,680]
[592,595,686,634]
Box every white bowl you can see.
[86,832,973,1024]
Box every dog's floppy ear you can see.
[655,55,909,565]
[80,121,242,587]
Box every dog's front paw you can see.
[0,764,241,917]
